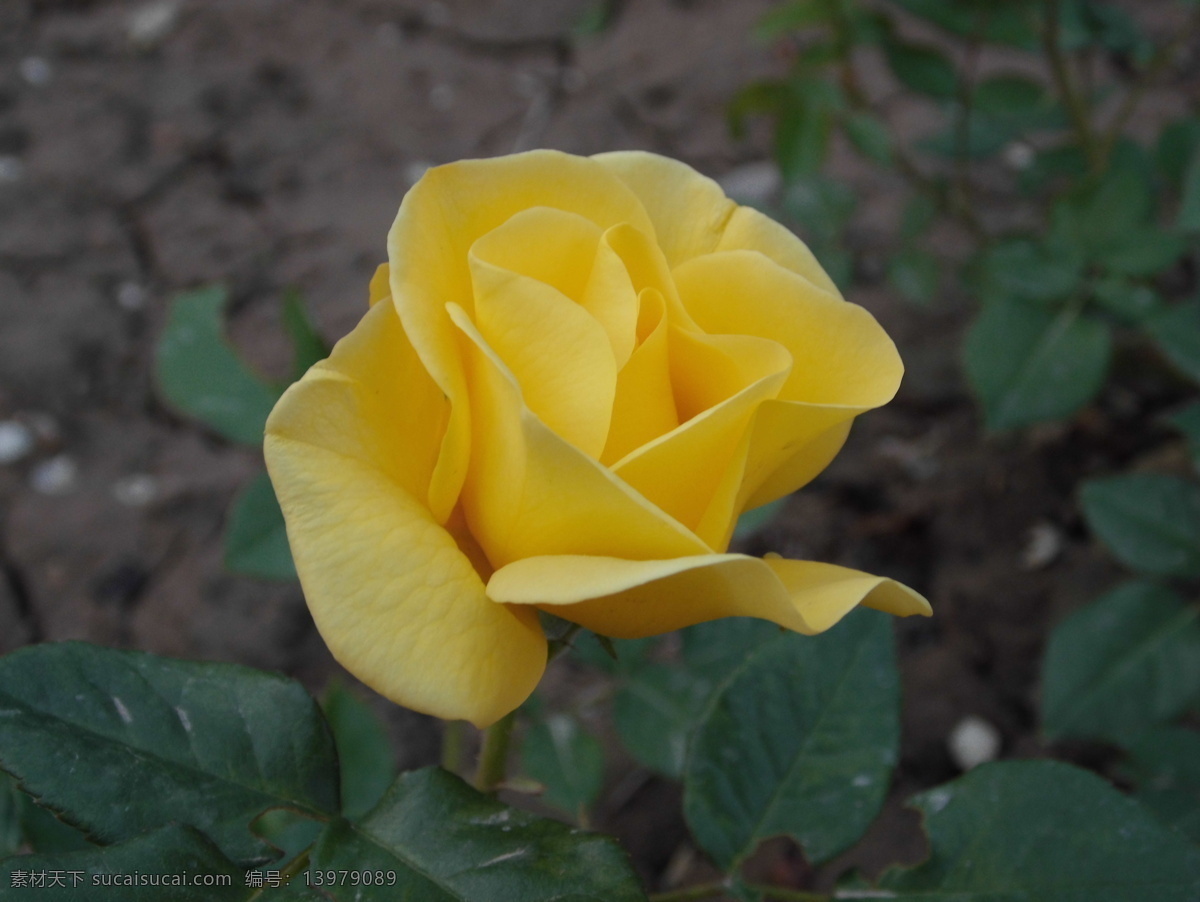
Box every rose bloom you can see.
[265,150,930,727]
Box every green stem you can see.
[441,720,466,775]
[1042,0,1101,171]
[648,881,733,901]
[474,710,517,793]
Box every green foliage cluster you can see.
[734,0,1200,431]
[155,285,326,581]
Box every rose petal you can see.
[593,151,737,268]
[448,302,709,568]
[715,206,841,296]
[470,253,616,459]
[266,300,545,727]
[674,250,901,406]
[368,263,390,306]
[613,330,790,546]
[389,150,655,520]
[488,553,931,639]
[602,288,678,464]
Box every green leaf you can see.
[15,787,93,854]
[1080,474,1200,577]
[973,74,1047,116]
[1103,229,1187,278]
[842,112,892,164]
[900,194,937,241]
[0,825,249,901]
[614,664,713,779]
[684,610,898,869]
[309,767,645,901]
[1091,277,1163,323]
[880,760,1200,899]
[1119,727,1200,843]
[1059,163,1156,258]
[781,176,856,241]
[977,239,1084,304]
[733,496,789,541]
[521,715,605,818]
[883,38,958,99]
[680,618,782,682]
[755,0,838,40]
[570,633,656,676]
[281,290,328,380]
[891,0,1039,47]
[1042,580,1200,744]
[964,298,1111,431]
[774,85,838,182]
[0,642,339,865]
[1157,118,1200,188]
[1167,402,1200,469]
[728,81,789,140]
[224,471,296,581]
[888,248,939,305]
[1145,302,1200,384]
[321,681,396,819]
[155,286,282,446]
[1,772,20,857]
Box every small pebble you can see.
[128,0,182,48]
[1020,521,1064,570]
[404,160,434,186]
[31,455,78,496]
[116,280,147,311]
[429,83,455,111]
[0,421,35,465]
[718,161,781,206]
[18,56,53,87]
[0,156,25,184]
[112,473,159,507]
[1003,141,1035,171]
[947,715,1001,771]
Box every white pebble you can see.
[1020,521,1064,570]
[0,156,25,184]
[18,56,53,87]
[947,715,1001,771]
[1003,141,1035,171]
[429,83,455,111]
[0,421,35,464]
[30,455,78,496]
[112,473,158,507]
[718,161,781,206]
[116,280,147,311]
[404,160,434,186]
[128,0,182,48]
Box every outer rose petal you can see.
[265,300,546,728]
[488,554,931,639]
[389,150,655,521]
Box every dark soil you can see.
[1,0,1193,894]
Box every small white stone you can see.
[1003,141,1035,171]
[429,83,455,111]
[404,160,434,186]
[1020,521,1064,570]
[116,280,147,311]
[0,156,25,184]
[718,161,781,206]
[128,0,182,48]
[112,473,158,507]
[947,715,1001,771]
[0,421,35,465]
[30,455,78,496]
[18,56,53,87]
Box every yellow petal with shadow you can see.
[601,287,678,465]
[265,300,545,728]
[614,330,790,546]
[487,553,931,639]
[449,302,709,569]
[389,150,655,520]
[469,254,616,459]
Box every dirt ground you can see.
[1,0,1193,893]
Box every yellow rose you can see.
[265,150,930,727]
